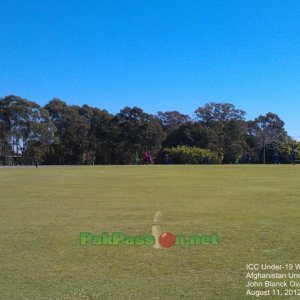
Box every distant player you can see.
[147,150,153,164]
[245,152,251,164]
[135,152,139,165]
[273,147,280,164]
[291,149,297,165]
[204,155,211,164]
[143,151,149,164]
[163,153,169,164]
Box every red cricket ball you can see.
[159,232,176,248]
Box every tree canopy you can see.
[0,95,298,165]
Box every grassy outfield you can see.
[1,165,300,299]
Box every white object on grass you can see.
[152,211,163,249]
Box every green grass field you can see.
[1,165,300,299]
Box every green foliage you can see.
[163,122,209,148]
[157,110,190,131]
[194,102,246,124]
[0,95,296,165]
[0,95,55,165]
[262,142,300,164]
[161,145,221,164]
[112,107,165,164]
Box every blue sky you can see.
[1,0,300,139]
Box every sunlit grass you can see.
[1,165,300,299]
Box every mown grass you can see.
[1,165,300,299]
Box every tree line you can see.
[0,95,298,165]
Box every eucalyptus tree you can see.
[0,95,55,164]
